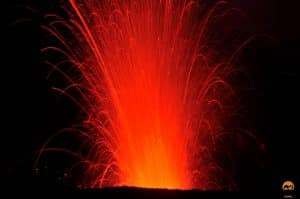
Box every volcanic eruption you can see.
[36,0,256,191]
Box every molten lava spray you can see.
[40,0,245,190]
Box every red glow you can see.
[39,0,242,190]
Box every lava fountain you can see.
[37,0,251,190]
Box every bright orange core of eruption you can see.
[51,0,235,189]
[116,60,191,189]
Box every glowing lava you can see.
[39,0,244,190]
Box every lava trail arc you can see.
[40,0,246,190]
